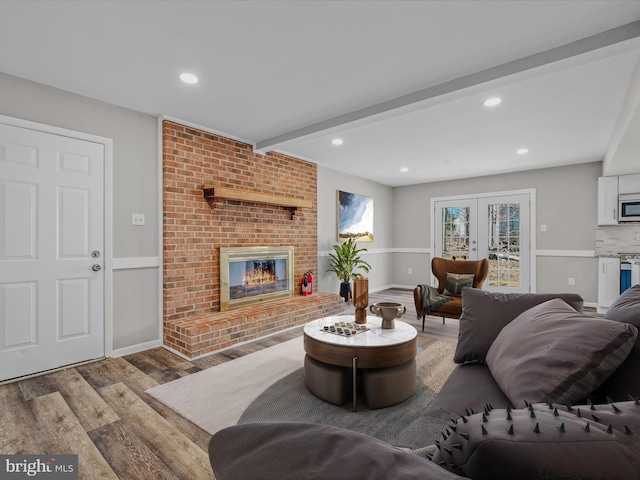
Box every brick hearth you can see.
[164,293,344,359]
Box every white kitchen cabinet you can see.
[597,176,619,225]
[619,174,640,195]
[597,257,620,314]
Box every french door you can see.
[434,192,531,293]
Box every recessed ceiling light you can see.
[517,148,529,155]
[484,97,502,107]
[400,167,409,173]
[180,73,199,84]
[331,138,343,145]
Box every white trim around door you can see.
[0,114,114,366]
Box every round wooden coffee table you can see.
[303,315,417,410]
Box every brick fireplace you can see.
[162,121,343,358]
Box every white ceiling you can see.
[1,0,640,186]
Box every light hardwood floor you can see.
[0,288,458,480]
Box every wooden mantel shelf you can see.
[202,185,312,209]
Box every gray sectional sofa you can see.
[208,285,640,480]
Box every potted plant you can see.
[327,237,371,302]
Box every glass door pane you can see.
[434,199,477,262]
[442,206,471,260]
[486,202,520,288]
[478,194,530,294]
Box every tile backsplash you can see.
[596,224,640,256]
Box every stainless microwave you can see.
[619,193,640,222]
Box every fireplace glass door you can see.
[220,246,294,311]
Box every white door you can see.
[0,123,104,381]
[434,192,531,293]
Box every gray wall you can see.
[0,72,161,352]
[1,70,605,356]
[392,162,602,303]
[317,166,395,295]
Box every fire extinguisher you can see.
[301,271,313,296]
[307,271,313,295]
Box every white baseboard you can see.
[369,284,415,292]
[110,339,163,358]
[161,344,192,361]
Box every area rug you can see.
[147,337,457,449]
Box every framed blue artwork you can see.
[337,190,373,242]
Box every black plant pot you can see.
[339,282,351,303]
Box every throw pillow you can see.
[444,273,474,296]
[605,283,640,328]
[453,289,584,364]
[431,401,640,480]
[485,299,638,407]
[209,423,462,480]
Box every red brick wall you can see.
[162,120,318,323]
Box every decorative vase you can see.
[353,277,369,324]
[339,282,352,303]
[369,301,406,329]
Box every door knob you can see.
[92,264,102,272]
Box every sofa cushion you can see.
[591,284,640,402]
[444,273,474,296]
[431,363,510,415]
[431,295,463,317]
[485,299,638,407]
[208,423,462,480]
[431,400,640,480]
[453,289,584,364]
